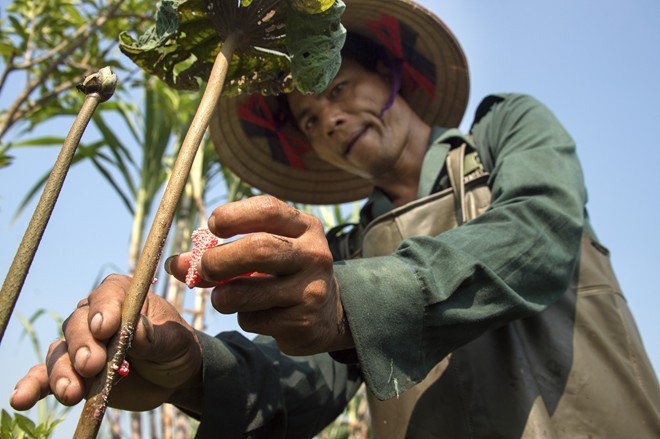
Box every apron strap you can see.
[417,128,475,199]
[417,139,450,198]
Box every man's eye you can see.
[330,82,345,98]
[304,116,317,132]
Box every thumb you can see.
[125,298,202,389]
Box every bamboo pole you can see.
[0,67,116,345]
[73,32,241,438]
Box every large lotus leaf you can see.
[119,0,344,95]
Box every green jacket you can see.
[188,94,660,438]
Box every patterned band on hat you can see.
[366,14,436,95]
[238,94,312,169]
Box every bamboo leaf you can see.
[112,100,142,145]
[92,114,138,195]
[11,137,67,148]
[89,156,136,215]
[13,172,50,222]
[12,144,94,221]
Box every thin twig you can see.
[5,78,80,127]
[0,54,16,98]
[74,32,241,438]
[0,0,126,140]
[0,67,117,344]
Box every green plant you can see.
[0,310,68,438]
[0,409,63,439]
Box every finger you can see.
[10,364,51,411]
[129,295,196,362]
[163,252,216,289]
[164,252,223,289]
[61,274,130,378]
[87,274,129,340]
[129,314,203,390]
[200,233,307,282]
[45,340,87,406]
[210,275,303,314]
[121,293,203,391]
[209,196,313,238]
[236,306,328,356]
[63,304,108,378]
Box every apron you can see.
[358,142,660,438]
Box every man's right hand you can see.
[9,274,203,413]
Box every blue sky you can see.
[1,0,659,435]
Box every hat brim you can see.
[211,0,469,205]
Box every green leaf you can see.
[289,0,336,14]
[0,42,16,59]
[90,156,136,215]
[118,0,345,95]
[8,15,28,41]
[1,410,13,437]
[119,0,291,94]
[13,170,51,222]
[286,0,345,94]
[13,413,37,437]
[0,151,13,168]
[92,113,138,195]
[11,137,67,148]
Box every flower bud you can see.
[76,66,117,102]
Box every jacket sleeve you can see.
[334,94,587,400]
[189,330,362,438]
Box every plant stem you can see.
[74,32,241,438]
[0,68,117,345]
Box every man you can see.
[11,0,660,437]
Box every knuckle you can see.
[305,242,334,269]
[211,289,239,314]
[254,195,286,219]
[101,273,127,285]
[247,233,278,262]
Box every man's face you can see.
[287,59,408,180]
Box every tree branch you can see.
[0,0,126,141]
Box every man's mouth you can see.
[343,127,368,157]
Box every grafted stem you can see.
[74,32,240,438]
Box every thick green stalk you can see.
[0,67,116,345]
[74,32,241,438]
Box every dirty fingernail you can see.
[90,313,103,334]
[55,377,70,399]
[164,256,175,275]
[74,346,91,372]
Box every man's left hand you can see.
[165,196,353,356]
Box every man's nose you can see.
[321,106,345,137]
